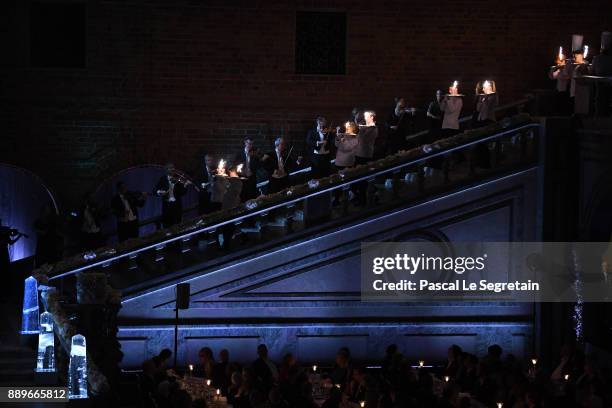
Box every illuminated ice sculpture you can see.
[21,276,40,334]
[68,334,88,399]
[36,312,55,372]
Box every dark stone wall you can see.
[1,0,610,206]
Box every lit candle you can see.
[584,45,589,58]
[360,402,365,408]
[188,364,194,374]
[312,365,317,372]
[558,46,563,62]
[564,374,570,381]
[418,360,424,368]
[216,389,220,398]
[206,379,211,386]
[497,403,503,408]
[335,384,341,389]
[531,358,537,366]
[444,376,450,382]
[217,159,227,176]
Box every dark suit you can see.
[234,149,261,201]
[155,176,187,228]
[111,192,145,241]
[263,149,299,194]
[198,168,221,215]
[306,128,334,179]
[252,357,277,391]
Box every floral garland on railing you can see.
[38,275,121,396]
[36,113,533,277]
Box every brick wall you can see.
[1,0,610,206]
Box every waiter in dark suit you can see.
[263,137,302,194]
[155,163,190,228]
[198,154,221,215]
[111,181,147,242]
[211,163,243,249]
[234,137,262,201]
[306,116,334,179]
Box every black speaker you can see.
[176,283,190,310]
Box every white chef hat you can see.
[601,31,612,52]
[572,34,584,52]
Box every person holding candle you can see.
[440,82,464,137]
[334,121,359,171]
[548,46,572,115]
[475,80,499,126]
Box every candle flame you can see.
[216,389,220,395]
[559,46,563,59]
[360,402,365,408]
[237,163,244,173]
[531,358,537,366]
[444,376,450,382]
[584,45,589,58]
[497,403,503,408]
[206,379,211,386]
[189,364,193,371]
[564,374,570,380]
[313,365,317,372]
[217,159,227,175]
[452,81,458,89]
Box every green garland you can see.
[41,287,112,396]
[36,113,533,277]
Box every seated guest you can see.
[214,349,231,395]
[112,181,146,242]
[444,344,463,378]
[79,192,104,251]
[195,346,215,379]
[334,121,359,170]
[197,153,220,215]
[140,359,158,408]
[252,344,278,391]
[152,348,172,384]
[426,90,444,142]
[475,80,498,126]
[440,84,463,137]
[306,116,334,179]
[330,348,351,386]
[346,367,366,403]
[263,137,302,194]
[155,163,191,228]
[235,137,263,201]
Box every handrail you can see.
[45,116,538,280]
